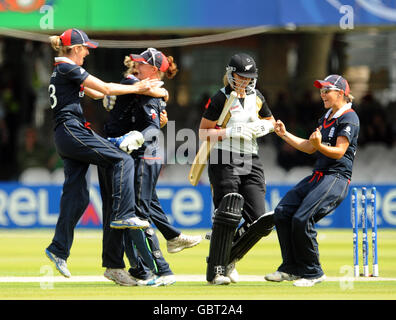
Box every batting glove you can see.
[107,131,145,154]
[225,123,254,141]
[247,119,274,138]
[103,95,116,111]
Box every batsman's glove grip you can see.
[247,119,274,138]
[107,130,145,154]
[225,123,254,141]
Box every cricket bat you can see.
[188,91,237,186]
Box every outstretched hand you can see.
[274,120,286,137]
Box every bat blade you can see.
[188,91,237,186]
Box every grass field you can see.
[0,228,396,300]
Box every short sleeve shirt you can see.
[49,58,89,128]
[314,107,360,179]
[202,85,272,121]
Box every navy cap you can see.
[227,53,258,78]
[314,74,350,95]
[130,48,169,72]
[60,28,98,49]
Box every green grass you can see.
[0,229,396,300]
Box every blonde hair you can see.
[345,93,354,103]
[49,35,81,56]
[123,54,178,80]
[223,73,229,87]
[123,55,138,77]
[164,56,178,79]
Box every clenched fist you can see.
[309,128,322,149]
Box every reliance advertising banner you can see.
[0,183,395,229]
[1,0,396,30]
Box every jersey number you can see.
[48,84,57,109]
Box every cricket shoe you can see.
[104,268,137,286]
[208,274,231,285]
[45,249,71,278]
[293,274,326,287]
[264,270,301,282]
[110,216,150,229]
[157,274,176,286]
[137,275,176,287]
[167,234,202,253]
[134,276,162,287]
[226,262,239,283]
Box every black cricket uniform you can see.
[274,103,360,279]
[203,85,272,226]
[46,57,136,261]
[101,75,175,276]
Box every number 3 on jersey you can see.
[49,84,57,109]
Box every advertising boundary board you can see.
[0,183,396,229]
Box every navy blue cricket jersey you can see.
[49,57,89,128]
[104,75,165,158]
[314,103,360,180]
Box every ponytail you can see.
[49,35,73,56]
[164,55,178,79]
[123,55,138,77]
[345,93,354,103]
[49,36,62,52]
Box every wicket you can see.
[351,187,379,277]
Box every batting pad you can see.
[229,211,274,264]
[206,193,243,282]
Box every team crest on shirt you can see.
[150,108,157,120]
[79,85,85,98]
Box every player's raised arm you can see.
[274,120,317,154]
[83,75,162,97]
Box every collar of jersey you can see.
[324,102,352,120]
[54,57,76,65]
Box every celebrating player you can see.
[199,53,276,285]
[265,75,360,287]
[45,29,165,278]
[101,48,201,286]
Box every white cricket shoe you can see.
[158,274,176,286]
[45,249,71,278]
[137,274,176,287]
[293,274,326,287]
[208,274,231,285]
[167,234,202,253]
[104,268,138,286]
[226,262,239,283]
[110,217,150,229]
[264,270,300,282]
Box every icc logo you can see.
[0,0,56,12]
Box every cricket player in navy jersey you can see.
[101,48,201,286]
[44,29,167,278]
[265,75,360,287]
